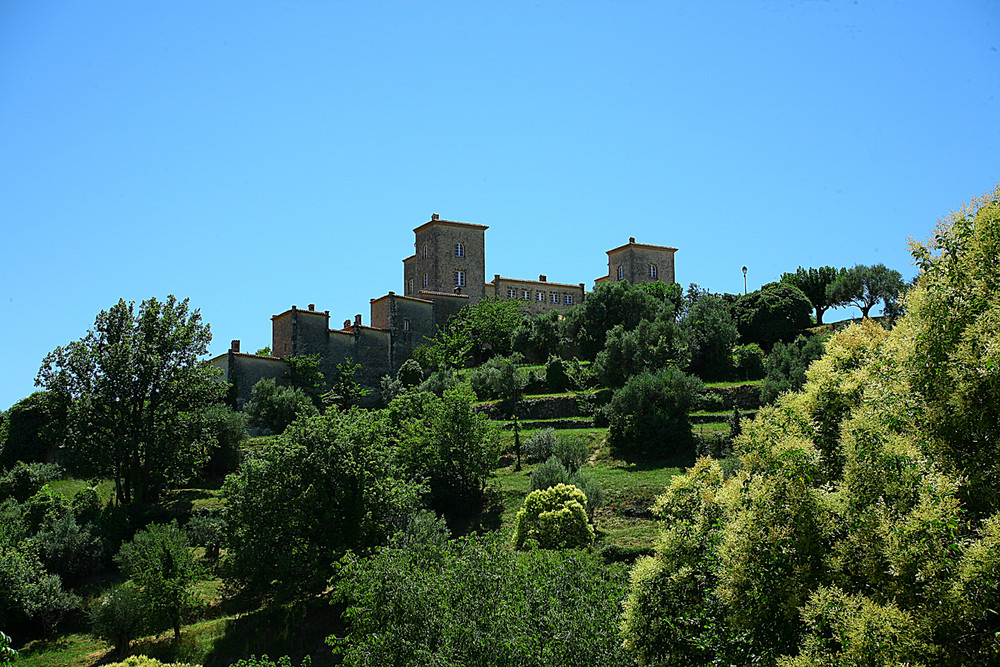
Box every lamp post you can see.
[742,266,747,295]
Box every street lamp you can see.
[742,266,747,295]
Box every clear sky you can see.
[2,0,998,411]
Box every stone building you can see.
[211,216,677,406]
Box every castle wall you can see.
[210,349,290,408]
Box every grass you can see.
[17,634,112,667]
[702,379,763,388]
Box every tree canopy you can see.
[35,296,224,505]
[827,263,904,318]
[779,266,843,325]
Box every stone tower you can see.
[402,214,488,302]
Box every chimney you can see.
[629,236,635,243]
[431,213,440,220]
[539,275,547,282]
[354,314,362,327]
[308,303,315,311]
[344,319,351,329]
[494,274,500,282]
[231,339,240,353]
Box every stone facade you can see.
[211,216,678,406]
[488,274,586,317]
[596,236,677,287]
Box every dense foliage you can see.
[414,296,525,368]
[780,266,843,325]
[244,379,317,435]
[223,409,418,599]
[759,334,826,403]
[621,186,1000,665]
[333,531,630,666]
[512,483,594,550]
[827,263,905,318]
[606,367,702,460]
[733,282,812,349]
[36,296,226,505]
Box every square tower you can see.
[403,214,488,302]
[601,236,677,286]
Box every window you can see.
[403,319,410,331]
[507,288,516,299]
[454,271,466,287]
[617,265,624,281]
[423,273,429,288]
[550,293,559,304]
[564,295,573,305]
[455,243,465,258]
[649,264,658,279]
[422,244,428,258]
[408,279,414,294]
[521,290,530,301]
[537,291,545,302]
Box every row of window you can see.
[420,243,467,259]
[616,264,659,281]
[504,288,574,305]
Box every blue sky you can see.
[2,0,998,410]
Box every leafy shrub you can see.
[512,483,594,550]
[760,334,826,404]
[570,473,605,520]
[594,317,688,387]
[185,507,226,561]
[606,367,702,460]
[552,435,589,473]
[544,355,571,392]
[695,391,725,412]
[0,462,63,503]
[732,343,766,380]
[91,582,147,656]
[29,509,103,584]
[599,544,655,564]
[467,355,524,402]
[529,456,570,492]
[417,368,459,397]
[243,379,317,435]
[0,391,66,470]
[397,358,423,388]
[102,657,200,667]
[229,656,311,667]
[523,428,557,463]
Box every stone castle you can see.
[211,215,677,405]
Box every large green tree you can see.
[780,266,843,325]
[827,263,904,318]
[414,296,525,369]
[733,282,813,349]
[36,296,224,505]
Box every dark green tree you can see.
[244,378,317,435]
[733,282,813,349]
[35,296,225,505]
[780,266,843,325]
[678,293,738,380]
[414,297,525,369]
[560,281,674,360]
[827,263,905,319]
[0,391,67,470]
[606,367,702,460]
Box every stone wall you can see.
[488,275,585,316]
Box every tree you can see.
[115,521,199,639]
[414,297,525,369]
[605,367,702,460]
[733,282,813,349]
[244,378,317,435]
[36,296,225,505]
[678,293,738,380]
[561,281,680,361]
[780,266,843,325]
[322,358,370,409]
[0,391,67,470]
[827,263,904,319]
[223,409,417,599]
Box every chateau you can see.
[211,215,677,405]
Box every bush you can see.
[606,367,702,460]
[512,483,594,550]
[417,368,459,397]
[30,510,103,584]
[732,343,766,381]
[679,293,738,380]
[102,658,200,667]
[523,428,557,464]
[544,355,571,392]
[0,462,63,503]
[91,582,147,656]
[243,379,317,435]
[529,456,570,492]
[570,473,605,520]
[760,334,826,404]
[552,436,589,473]
[467,355,525,402]
[397,358,423,388]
